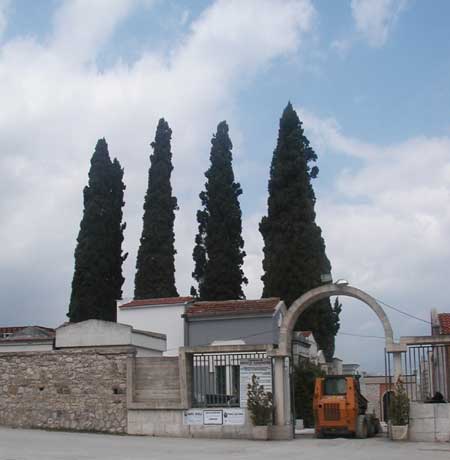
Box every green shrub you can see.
[247,374,273,426]
[389,380,409,425]
[294,359,325,428]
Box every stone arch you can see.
[277,284,394,356]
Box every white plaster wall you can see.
[0,343,53,353]
[56,320,132,348]
[409,402,450,442]
[131,332,165,353]
[134,347,164,357]
[118,305,185,356]
[55,319,166,354]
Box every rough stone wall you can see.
[363,383,382,420]
[0,347,132,433]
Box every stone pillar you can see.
[272,355,293,440]
[273,356,286,426]
[393,352,403,381]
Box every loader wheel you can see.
[368,420,376,437]
[356,415,368,439]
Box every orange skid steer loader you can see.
[313,375,380,438]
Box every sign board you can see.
[203,410,223,425]
[223,408,245,425]
[183,408,245,426]
[183,409,203,425]
[239,358,272,408]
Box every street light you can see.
[335,279,349,287]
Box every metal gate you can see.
[191,351,268,407]
[385,342,450,403]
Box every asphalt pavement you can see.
[0,427,448,460]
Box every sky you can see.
[1,0,449,373]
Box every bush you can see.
[247,374,273,426]
[389,380,409,425]
[294,359,325,428]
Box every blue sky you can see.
[1,0,449,372]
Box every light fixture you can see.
[335,279,349,287]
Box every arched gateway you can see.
[270,283,401,439]
[277,284,395,356]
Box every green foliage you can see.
[294,359,325,428]
[247,374,273,426]
[192,121,247,300]
[134,118,179,299]
[68,138,126,322]
[389,380,409,425]
[259,102,340,359]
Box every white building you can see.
[0,326,54,352]
[117,297,193,356]
[55,319,166,357]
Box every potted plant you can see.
[389,380,409,441]
[247,374,273,440]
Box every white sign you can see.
[223,408,245,425]
[239,358,272,408]
[184,408,245,426]
[203,410,223,425]
[183,409,203,425]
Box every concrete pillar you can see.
[273,356,286,426]
[393,352,403,381]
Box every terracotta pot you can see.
[252,426,270,440]
[390,424,408,441]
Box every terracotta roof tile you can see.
[438,313,450,334]
[0,326,55,343]
[0,327,25,335]
[120,296,193,309]
[185,298,281,318]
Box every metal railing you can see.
[386,343,450,402]
[192,352,267,408]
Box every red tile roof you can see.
[298,331,312,338]
[438,313,450,334]
[185,298,281,318]
[0,327,25,335]
[0,326,55,343]
[119,296,193,309]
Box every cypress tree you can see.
[109,158,128,320]
[68,138,126,322]
[191,121,247,300]
[260,103,340,360]
[134,118,178,299]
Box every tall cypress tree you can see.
[68,138,126,323]
[192,121,247,300]
[260,103,340,360]
[134,118,178,299]
[109,158,128,320]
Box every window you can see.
[324,378,347,395]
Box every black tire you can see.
[367,420,376,437]
[356,415,368,439]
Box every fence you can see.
[192,352,267,408]
[385,342,450,402]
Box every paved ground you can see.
[0,428,449,460]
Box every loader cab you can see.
[313,375,377,438]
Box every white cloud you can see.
[51,0,142,65]
[0,0,9,40]
[330,38,352,58]
[0,0,316,326]
[351,0,409,47]
[298,107,450,371]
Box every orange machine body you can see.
[313,376,366,436]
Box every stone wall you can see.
[0,347,133,433]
